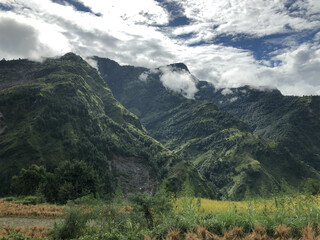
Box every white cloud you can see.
[83,57,98,70]
[159,66,198,99]
[172,0,320,39]
[0,15,67,60]
[138,71,149,82]
[0,0,319,96]
[230,97,238,102]
[261,43,320,95]
[221,88,233,95]
[139,66,198,99]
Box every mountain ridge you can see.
[95,56,320,199]
[0,53,215,198]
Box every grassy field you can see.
[199,195,320,213]
[0,195,320,239]
[0,199,63,239]
[0,199,64,217]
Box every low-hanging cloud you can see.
[221,88,233,95]
[139,66,198,99]
[83,57,98,70]
[159,66,198,99]
[0,0,319,96]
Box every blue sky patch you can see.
[187,29,319,62]
[169,16,190,27]
[155,0,191,27]
[51,0,101,16]
[0,3,13,11]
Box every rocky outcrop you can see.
[110,156,157,195]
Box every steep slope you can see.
[0,53,214,198]
[195,84,320,171]
[96,57,320,199]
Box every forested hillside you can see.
[96,57,320,199]
[195,84,320,171]
[0,53,213,200]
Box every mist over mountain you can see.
[95,56,320,199]
[0,52,319,200]
[0,53,214,198]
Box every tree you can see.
[11,164,47,196]
[129,189,173,228]
[53,160,100,204]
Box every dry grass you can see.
[244,225,267,240]
[274,225,291,240]
[144,236,156,240]
[0,225,48,238]
[0,199,64,217]
[166,229,180,240]
[153,225,320,240]
[223,227,244,240]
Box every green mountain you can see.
[195,84,320,171]
[0,53,214,198]
[95,57,320,199]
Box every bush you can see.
[129,190,173,229]
[300,178,320,195]
[52,205,91,239]
[4,196,43,205]
[0,232,31,240]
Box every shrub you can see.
[52,205,90,239]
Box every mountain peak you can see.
[60,52,83,62]
[167,63,189,72]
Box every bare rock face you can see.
[110,155,157,195]
[0,112,6,134]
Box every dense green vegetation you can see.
[0,53,213,199]
[196,84,320,171]
[1,53,320,202]
[11,162,99,204]
[1,53,320,239]
[96,57,320,200]
[46,189,320,239]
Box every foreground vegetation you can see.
[2,189,320,239]
[0,199,63,217]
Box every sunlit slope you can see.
[196,84,320,171]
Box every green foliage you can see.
[95,56,320,200]
[46,189,320,240]
[300,178,320,195]
[178,177,195,198]
[11,164,47,196]
[0,53,210,199]
[10,161,101,204]
[3,195,44,205]
[52,205,91,240]
[129,190,173,228]
[72,193,102,206]
[198,85,320,173]
[0,232,31,240]
[51,160,100,204]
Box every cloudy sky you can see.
[0,0,319,95]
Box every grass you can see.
[0,199,64,217]
[0,225,48,239]
[151,224,320,240]
[1,194,320,239]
